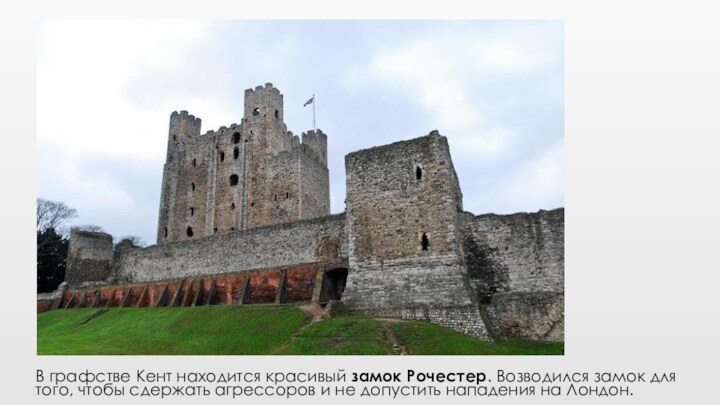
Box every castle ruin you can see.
[38,83,564,342]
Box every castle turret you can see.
[243,83,286,155]
[302,129,328,167]
[166,111,201,162]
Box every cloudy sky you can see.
[37,20,563,245]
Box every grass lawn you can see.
[276,316,393,355]
[38,307,563,355]
[37,306,308,355]
[390,320,564,355]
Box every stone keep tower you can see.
[341,131,489,339]
[157,83,330,244]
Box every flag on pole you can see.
[303,96,314,107]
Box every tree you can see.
[37,198,77,234]
[117,235,145,247]
[37,227,68,293]
[74,224,106,233]
[37,199,77,293]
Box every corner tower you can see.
[341,131,489,339]
[241,83,330,230]
[157,111,203,244]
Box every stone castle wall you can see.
[116,213,346,284]
[462,209,565,341]
[65,229,114,287]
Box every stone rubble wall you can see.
[341,132,491,340]
[462,208,565,341]
[65,229,114,288]
[115,213,346,284]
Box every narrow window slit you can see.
[421,233,429,251]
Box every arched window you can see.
[219,152,225,162]
[274,109,279,118]
[186,227,194,237]
[164,227,168,238]
[231,202,235,210]
[233,132,240,143]
[191,182,195,192]
[416,166,422,180]
[253,107,260,116]
[192,158,197,167]
[189,207,194,216]
[234,147,240,159]
[229,174,239,186]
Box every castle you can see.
[37,83,564,342]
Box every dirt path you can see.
[298,304,326,323]
[381,320,408,355]
[290,307,409,355]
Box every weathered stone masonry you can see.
[157,83,329,244]
[341,133,491,340]
[39,83,564,343]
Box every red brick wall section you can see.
[38,262,322,311]
[285,263,322,303]
[84,291,97,308]
[37,300,53,313]
[229,275,245,304]
[98,288,115,307]
[248,269,281,304]
[73,292,85,308]
[59,291,73,309]
[163,281,181,307]
[202,278,213,304]
[182,280,199,307]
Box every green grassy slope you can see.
[277,317,393,355]
[37,306,308,355]
[37,307,563,355]
[389,320,564,355]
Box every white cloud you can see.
[37,21,226,240]
[37,20,218,159]
[37,144,134,212]
[344,22,561,160]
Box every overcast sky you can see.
[37,20,563,245]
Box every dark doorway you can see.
[321,268,348,302]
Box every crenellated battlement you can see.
[245,82,281,95]
[301,129,328,167]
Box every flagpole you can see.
[313,93,316,132]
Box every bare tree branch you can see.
[73,224,106,233]
[37,198,77,233]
